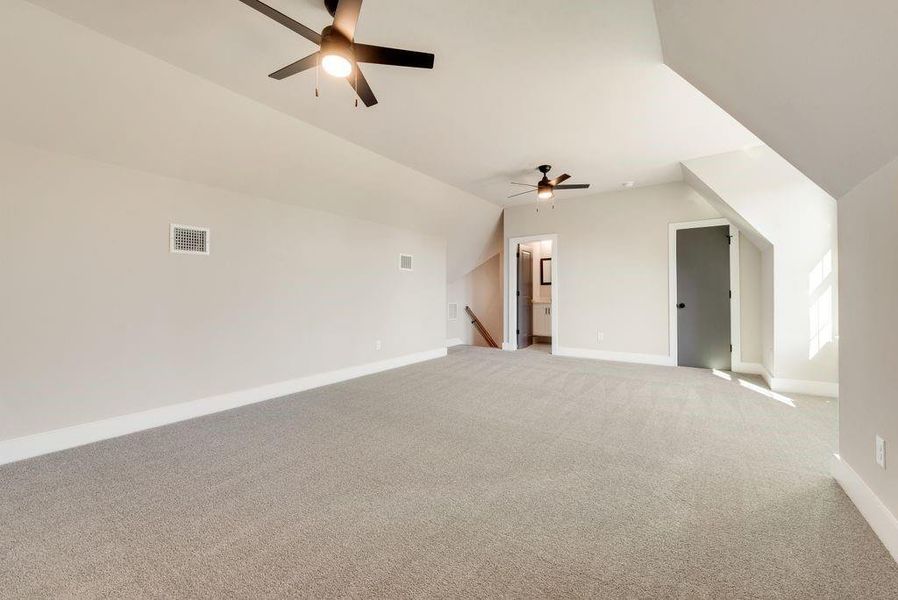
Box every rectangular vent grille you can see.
[170,224,209,255]
[399,254,413,271]
[448,303,458,320]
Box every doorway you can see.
[517,245,533,348]
[506,234,559,354]
[669,219,740,370]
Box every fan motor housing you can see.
[320,26,352,57]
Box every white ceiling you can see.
[27,0,757,206]
[654,0,898,198]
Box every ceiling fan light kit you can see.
[237,0,435,107]
[509,164,591,210]
[319,28,354,78]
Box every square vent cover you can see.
[448,303,458,320]
[170,224,209,255]
[399,254,413,271]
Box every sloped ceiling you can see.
[0,0,501,281]
[654,0,898,198]
[24,0,756,206]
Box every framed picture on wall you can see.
[540,258,552,285]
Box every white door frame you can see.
[668,219,741,368]
[505,234,559,354]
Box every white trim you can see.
[555,346,676,367]
[0,347,447,466]
[746,363,838,398]
[729,228,742,367]
[446,338,464,347]
[767,375,838,398]
[506,234,559,355]
[668,218,739,367]
[832,454,898,564]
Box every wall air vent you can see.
[399,254,413,271]
[170,224,209,255]
[168,223,209,254]
[448,303,458,320]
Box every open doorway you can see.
[506,234,558,354]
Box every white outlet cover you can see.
[597,332,605,342]
[876,435,886,469]
[375,340,382,351]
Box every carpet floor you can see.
[2,346,897,599]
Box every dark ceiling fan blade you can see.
[269,52,319,80]
[237,0,321,44]
[353,44,435,69]
[507,189,536,199]
[510,182,537,187]
[555,184,591,190]
[548,173,571,187]
[349,66,378,107]
[333,0,363,40]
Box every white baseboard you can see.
[736,363,839,398]
[768,374,838,398]
[555,346,676,367]
[832,454,898,564]
[446,338,464,347]
[0,347,448,466]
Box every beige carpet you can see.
[2,346,897,598]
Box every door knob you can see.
[677,302,686,309]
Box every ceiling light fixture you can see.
[236,0,435,107]
[319,27,353,78]
[508,165,591,210]
[321,53,352,77]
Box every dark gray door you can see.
[517,246,533,349]
[677,226,731,369]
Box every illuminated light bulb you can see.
[321,54,352,78]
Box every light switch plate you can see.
[876,435,886,469]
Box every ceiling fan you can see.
[508,165,591,202]
[237,0,435,107]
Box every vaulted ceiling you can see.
[654,0,898,198]
[27,0,757,206]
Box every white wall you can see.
[654,0,898,199]
[760,246,775,374]
[838,156,898,518]
[503,183,722,359]
[0,141,445,441]
[739,235,763,364]
[0,0,502,284]
[0,2,508,444]
[683,146,838,386]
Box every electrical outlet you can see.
[597,331,605,342]
[375,340,382,351]
[875,435,886,469]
